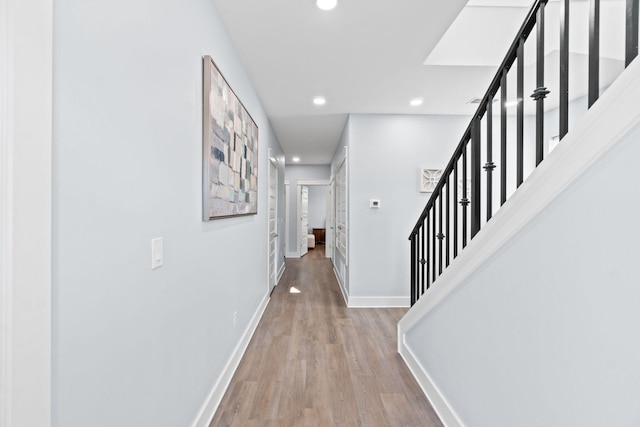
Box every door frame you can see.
[297,184,308,257]
[267,151,279,292]
[296,179,330,257]
[325,176,335,260]
[1,0,53,425]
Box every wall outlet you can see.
[233,311,237,329]
[370,199,381,208]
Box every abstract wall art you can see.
[203,55,259,220]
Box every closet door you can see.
[335,159,347,282]
[268,157,278,291]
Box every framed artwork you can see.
[202,55,259,220]
[420,168,443,193]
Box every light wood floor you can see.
[210,245,443,426]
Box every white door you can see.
[325,178,335,259]
[268,157,278,292]
[335,159,347,281]
[299,185,309,257]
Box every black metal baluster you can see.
[533,3,549,166]
[445,175,451,267]
[438,190,444,274]
[471,118,482,238]
[431,208,437,282]
[461,142,469,248]
[500,71,508,205]
[453,163,459,258]
[410,233,416,305]
[517,37,524,187]
[589,0,601,107]
[426,216,430,290]
[485,99,495,222]
[420,222,425,295]
[626,0,639,66]
[560,0,570,139]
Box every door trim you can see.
[297,185,308,257]
[296,179,329,257]
[0,0,13,421]
[267,150,279,292]
[1,1,53,426]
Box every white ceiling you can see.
[212,0,626,164]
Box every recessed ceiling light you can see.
[313,96,326,106]
[292,156,301,162]
[410,98,424,107]
[505,99,521,107]
[317,0,337,11]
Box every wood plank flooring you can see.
[210,245,443,427]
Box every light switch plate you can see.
[151,237,163,269]
[370,199,381,208]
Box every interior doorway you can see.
[298,185,309,258]
[292,179,330,258]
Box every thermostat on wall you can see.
[370,199,381,208]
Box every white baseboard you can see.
[276,263,286,284]
[398,339,463,427]
[285,251,299,259]
[348,296,410,308]
[191,293,270,427]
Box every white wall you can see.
[52,1,284,426]
[346,114,469,301]
[283,165,330,255]
[2,0,52,426]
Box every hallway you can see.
[211,245,443,426]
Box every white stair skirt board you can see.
[397,56,640,424]
[348,296,410,308]
[399,340,463,427]
[191,293,270,427]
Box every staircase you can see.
[400,1,640,425]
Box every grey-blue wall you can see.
[405,121,640,426]
[343,114,470,299]
[52,0,285,425]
